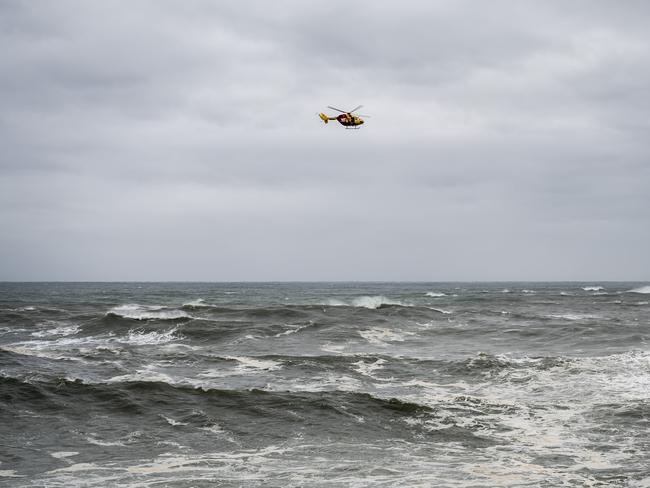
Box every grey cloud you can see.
[1,1,649,280]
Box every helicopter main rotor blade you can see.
[327,106,348,114]
[349,105,363,113]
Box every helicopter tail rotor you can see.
[319,113,329,124]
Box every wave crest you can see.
[327,296,409,309]
[628,285,650,294]
[582,286,604,291]
[108,304,192,321]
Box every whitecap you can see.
[273,323,311,338]
[125,327,182,345]
[160,415,187,427]
[547,313,601,321]
[628,285,650,294]
[31,322,80,338]
[85,437,125,447]
[320,343,347,354]
[199,423,236,443]
[50,452,79,459]
[425,292,446,297]
[226,356,282,372]
[427,307,452,314]
[352,358,386,377]
[582,286,604,291]
[0,470,23,478]
[108,304,191,320]
[182,299,211,308]
[325,296,408,309]
[106,369,178,385]
[358,327,413,345]
[1,345,84,361]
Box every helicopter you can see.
[319,105,368,128]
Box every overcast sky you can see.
[1,1,649,281]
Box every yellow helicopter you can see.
[319,105,368,129]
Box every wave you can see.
[107,304,193,321]
[358,327,414,345]
[582,286,604,291]
[182,298,212,309]
[0,375,433,418]
[125,327,183,345]
[425,292,446,297]
[546,313,601,321]
[627,285,650,294]
[31,321,80,338]
[326,296,410,309]
[427,307,452,314]
[225,356,282,372]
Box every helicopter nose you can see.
[360,119,364,124]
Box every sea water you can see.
[1,282,649,487]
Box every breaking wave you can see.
[628,285,650,294]
[582,286,604,291]
[107,304,192,321]
[326,296,409,309]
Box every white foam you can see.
[427,307,452,314]
[425,292,446,297]
[226,356,281,372]
[108,304,191,320]
[107,367,178,385]
[160,415,187,427]
[266,373,362,393]
[326,296,408,309]
[31,322,80,338]
[1,345,84,361]
[273,323,311,338]
[199,423,237,443]
[358,327,413,345]
[582,286,604,291]
[50,452,79,459]
[0,470,23,477]
[125,327,182,345]
[84,437,125,447]
[182,299,211,308]
[320,343,347,354]
[628,285,650,294]
[352,358,386,377]
[547,313,601,321]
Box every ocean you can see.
[1,282,648,487]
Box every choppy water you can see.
[1,282,649,487]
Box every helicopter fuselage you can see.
[336,114,364,126]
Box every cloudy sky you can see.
[1,1,649,281]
